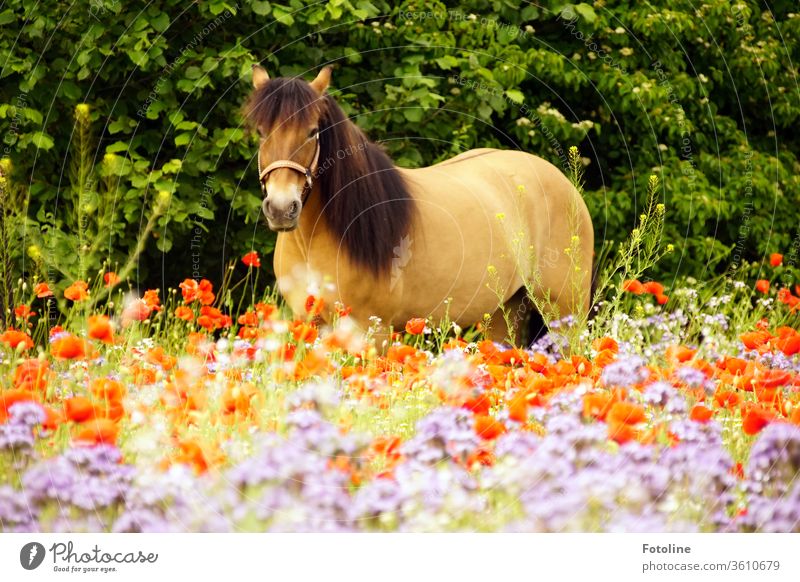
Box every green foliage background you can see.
[1,0,798,293]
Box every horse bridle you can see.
[257,132,321,206]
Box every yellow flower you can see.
[75,103,91,121]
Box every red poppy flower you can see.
[769,253,783,267]
[755,279,770,294]
[305,295,325,316]
[242,251,261,268]
[104,272,120,287]
[742,405,773,436]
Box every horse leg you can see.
[486,287,530,346]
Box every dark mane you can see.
[245,77,415,276]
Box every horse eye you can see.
[308,128,319,138]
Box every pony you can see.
[244,65,594,344]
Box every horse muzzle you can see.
[263,197,301,232]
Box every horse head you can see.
[246,65,332,231]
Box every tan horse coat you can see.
[274,149,593,340]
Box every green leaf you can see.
[574,3,597,24]
[151,12,170,32]
[0,10,15,25]
[272,5,294,26]
[252,1,271,16]
[403,108,423,122]
[505,89,525,104]
[29,132,54,150]
[175,133,192,146]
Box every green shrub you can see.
[0,0,798,293]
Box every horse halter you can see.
[257,132,321,206]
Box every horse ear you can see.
[252,64,269,89]
[309,66,332,95]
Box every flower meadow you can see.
[2,254,800,533]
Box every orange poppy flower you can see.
[655,294,669,305]
[666,344,696,364]
[73,418,118,445]
[740,330,771,350]
[623,279,645,294]
[689,404,714,423]
[583,392,617,421]
[291,321,318,344]
[64,396,96,423]
[51,335,86,359]
[463,392,492,415]
[642,281,664,295]
[386,344,417,365]
[143,289,162,312]
[508,392,529,423]
[592,336,619,354]
[790,406,800,426]
[64,281,90,301]
[593,348,617,368]
[175,440,210,474]
[88,315,114,343]
[713,390,741,410]
[474,415,506,440]
[770,253,783,267]
[174,306,194,321]
[304,295,325,317]
[179,278,215,305]
[755,279,770,294]
[13,359,49,392]
[91,378,126,403]
[405,317,426,335]
[14,304,35,319]
[0,329,34,351]
[608,401,647,425]
[0,389,38,423]
[103,272,120,287]
[34,282,54,298]
[608,419,639,444]
[774,334,800,356]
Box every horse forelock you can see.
[246,77,414,276]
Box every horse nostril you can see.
[261,198,271,218]
[286,201,300,218]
